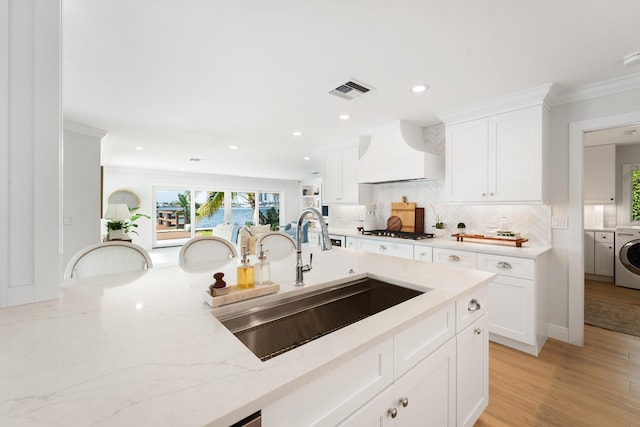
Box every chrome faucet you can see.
[295,207,332,286]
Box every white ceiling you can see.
[63,0,640,181]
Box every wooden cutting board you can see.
[391,202,416,232]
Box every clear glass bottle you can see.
[255,244,271,286]
[237,246,255,290]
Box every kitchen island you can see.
[0,247,495,426]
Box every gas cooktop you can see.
[361,230,434,240]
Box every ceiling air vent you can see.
[329,80,373,100]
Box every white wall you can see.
[63,123,105,268]
[103,166,302,250]
[547,87,640,341]
[0,0,61,307]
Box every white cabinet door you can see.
[346,236,357,249]
[584,231,595,275]
[357,238,414,259]
[595,242,614,277]
[457,314,488,427]
[488,275,534,344]
[395,338,456,427]
[322,147,369,205]
[489,106,543,202]
[323,151,344,204]
[584,144,615,203]
[337,385,395,427]
[445,118,488,203]
[413,245,433,263]
[445,105,546,203]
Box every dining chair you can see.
[64,241,153,279]
[179,236,238,266]
[257,231,297,260]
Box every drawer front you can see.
[433,248,477,269]
[595,231,614,243]
[456,285,488,333]
[357,238,414,259]
[394,303,455,377]
[262,338,393,427]
[477,253,534,280]
[414,245,433,263]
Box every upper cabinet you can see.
[323,146,370,204]
[584,144,615,204]
[440,83,553,204]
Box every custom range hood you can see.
[357,120,444,183]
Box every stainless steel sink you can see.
[216,278,426,361]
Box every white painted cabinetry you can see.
[584,145,615,203]
[265,286,490,427]
[433,248,478,269]
[445,105,546,203]
[584,231,595,275]
[356,237,414,259]
[414,245,433,263]
[323,146,370,204]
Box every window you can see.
[622,164,640,224]
[633,169,640,222]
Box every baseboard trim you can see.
[548,323,569,342]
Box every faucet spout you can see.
[295,207,332,286]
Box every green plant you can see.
[106,220,124,231]
[124,208,150,235]
[457,222,466,229]
[177,192,191,225]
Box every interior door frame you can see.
[568,110,640,346]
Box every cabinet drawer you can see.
[433,248,477,269]
[263,339,393,427]
[477,253,534,280]
[456,286,488,333]
[414,245,433,263]
[595,232,614,243]
[357,238,414,260]
[394,303,455,378]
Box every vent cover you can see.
[329,80,373,100]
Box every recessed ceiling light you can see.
[303,156,310,160]
[339,114,350,120]
[228,145,238,150]
[411,84,429,93]
[293,131,303,137]
[135,146,144,151]
[623,51,640,66]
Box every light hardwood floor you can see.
[476,325,640,426]
[585,278,640,306]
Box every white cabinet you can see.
[477,253,545,355]
[584,231,614,278]
[433,248,477,270]
[346,236,357,249]
[445,105,547,203]
[414,245,433,263]
[594,231,614,277]
[584,231,595,275]
[356,237,414,260]
[584,145,615,203]
[323,147,370,204]
[339,339,457,427]
[301,183,321,209]
[457,314,489,427]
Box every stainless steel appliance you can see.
[361,229,434,240]
[328,234,346,247]
[615,226,640,289]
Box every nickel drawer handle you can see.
[496,261,512,269]
[449,254,461,262]
[468,298,481,312]
[399,397,409,408]
[379,245,387,251]
[474,328,482,335]
[388,408,398,419]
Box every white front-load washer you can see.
[615,226,640,289]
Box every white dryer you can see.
[615,226,640,289]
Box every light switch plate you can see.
[551,216,568,229]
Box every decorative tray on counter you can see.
[451,233,529,247]
[203,283,280,308]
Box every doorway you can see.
[569,110,640,346]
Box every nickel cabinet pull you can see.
[496,261,512,269]
[468,298,481,312]
[448,254,461,262]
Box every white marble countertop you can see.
[328,227,551,259]
[0,247,495,427]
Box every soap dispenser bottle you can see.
[255,244,271,286]
[237,246,255,290]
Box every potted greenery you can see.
[105,207,150,240]
[457,222,467,235]
[106,219,125,239]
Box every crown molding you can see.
[63,120,108,139]
[437,83,555,125]
[552,72,640,106]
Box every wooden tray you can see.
[452,233,529,247]
[202,283,280,307]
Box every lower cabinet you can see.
[263,286,489,427]
[338,339,457,427]
[356,237,414,260]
